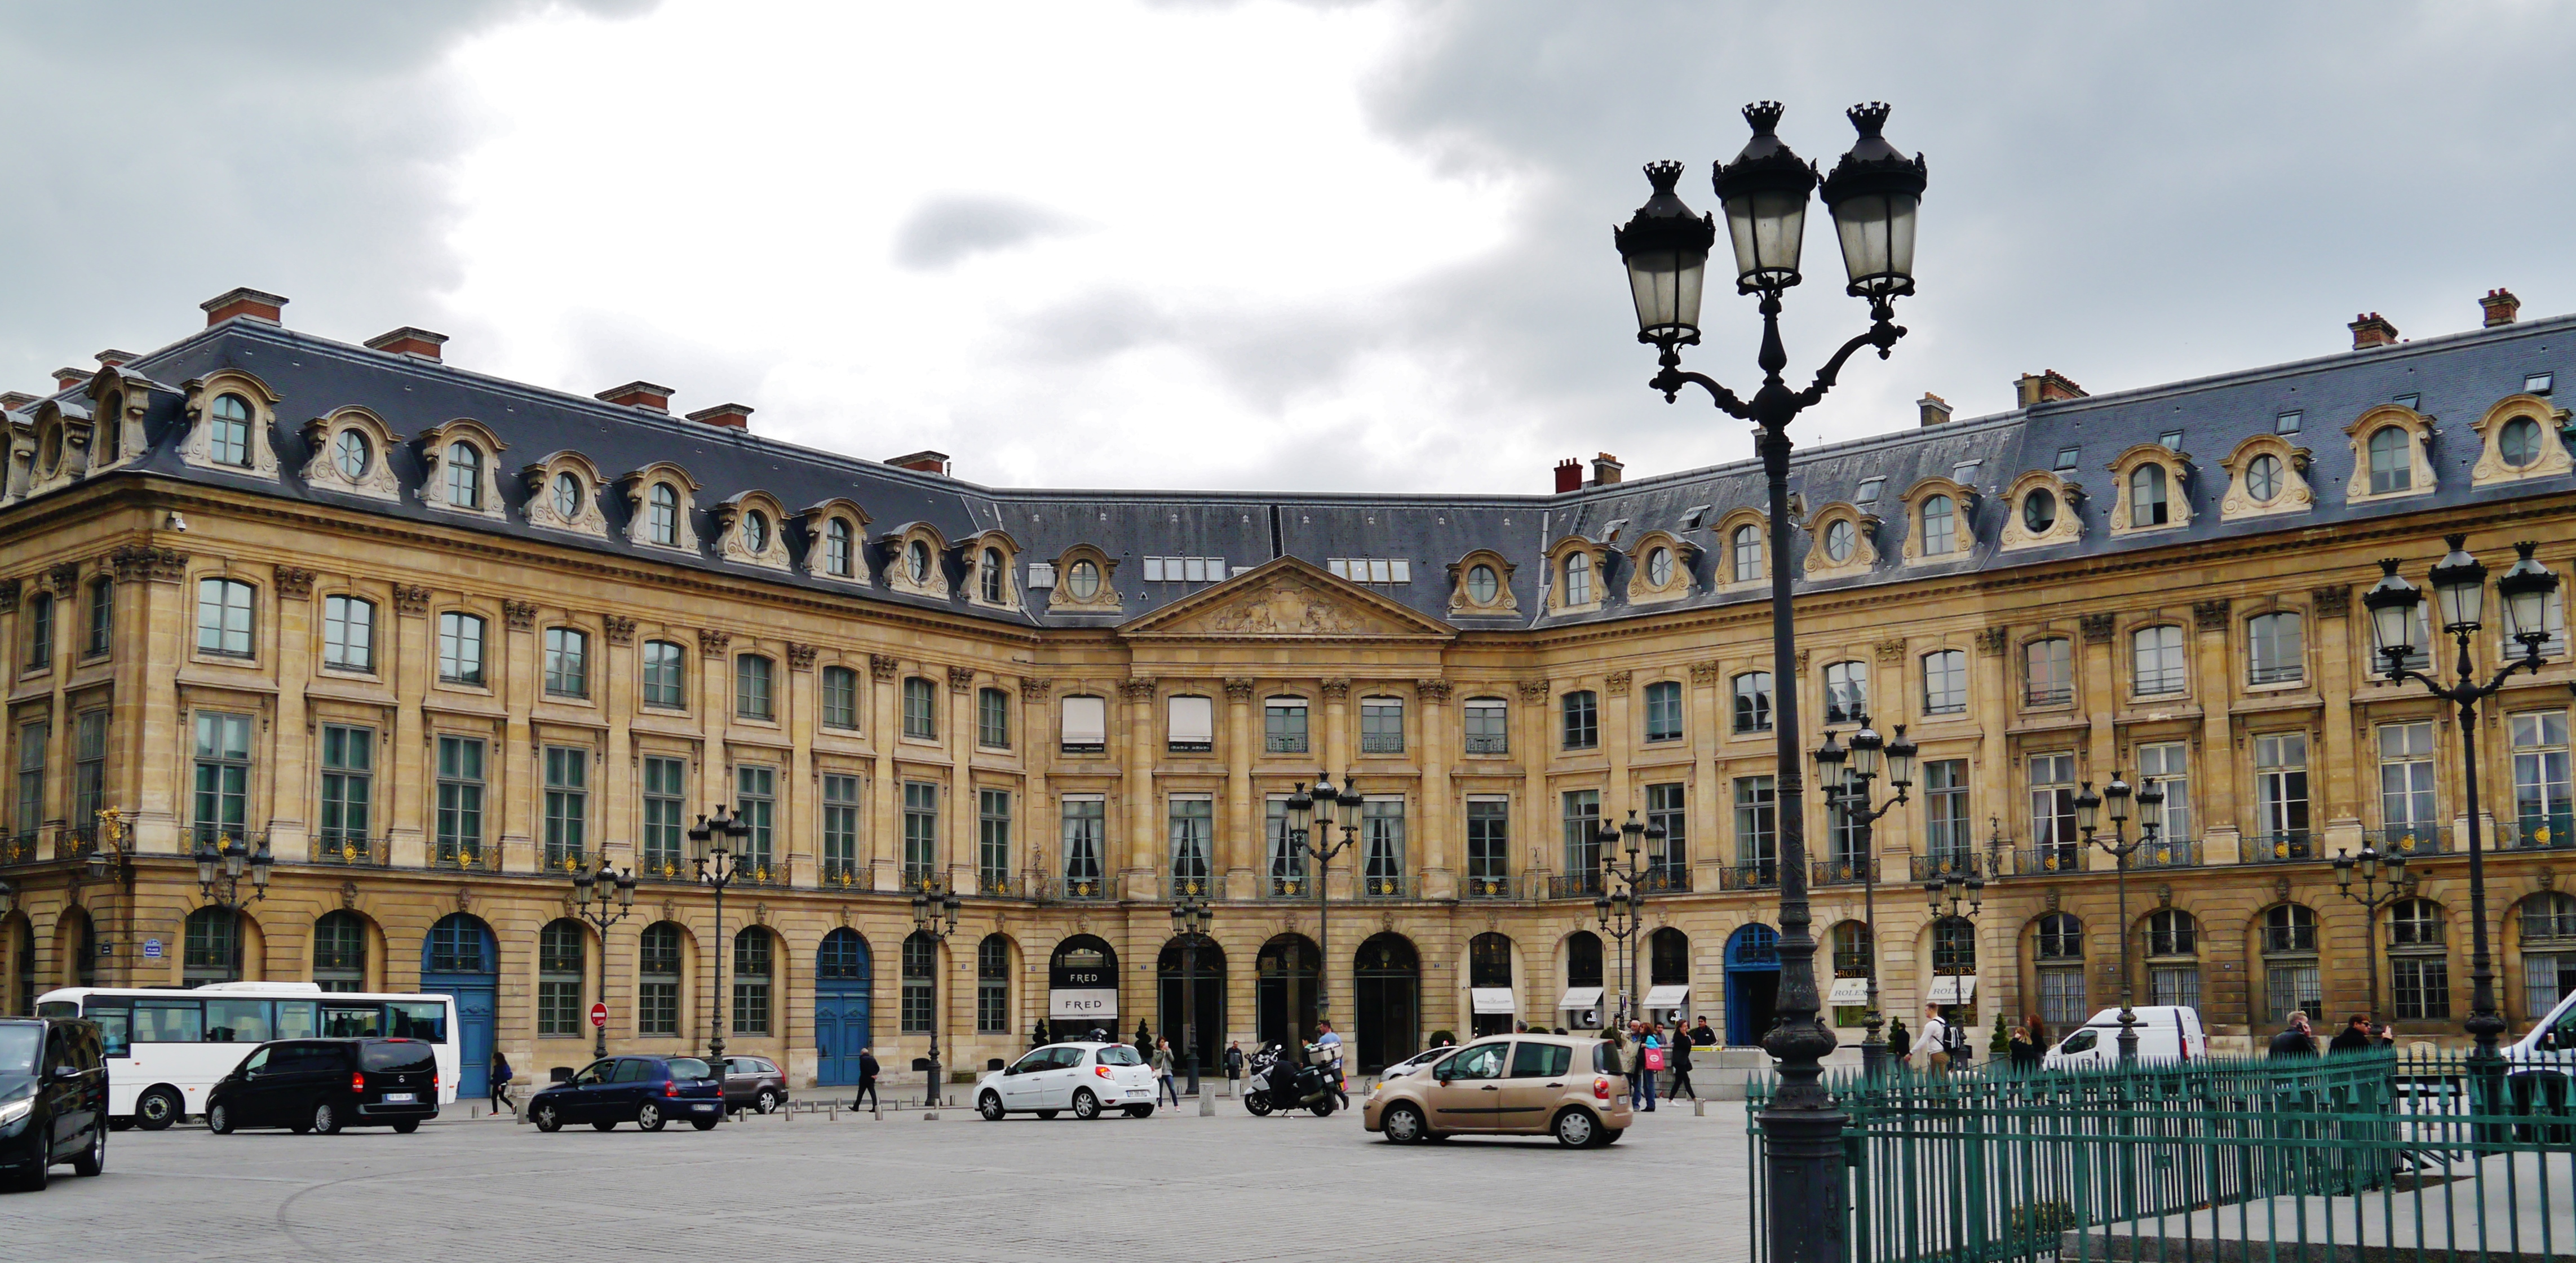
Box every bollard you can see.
[1199,1088,1214,1116]
[1694,1097,1705,1118]
[873,1102,883,1120]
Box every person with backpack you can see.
[1910,1004,1954,1073]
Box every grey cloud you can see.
[891,194,1083,270]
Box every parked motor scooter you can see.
[1241,1040,1338,1118]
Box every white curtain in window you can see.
[1062,695,1108,747]
[1167,695,1214,745]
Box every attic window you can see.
[2527,372,2555,396]
[1600,518,1630,542]
[2159,430,2184,450]
[1946,462,1980,484]
[2393,393,2421,410]
[2275,411,2302,435]
[2054,447,2080,472]
[1026,562,1057,588]
[1143,556,1227,583]
[1679,505,1710,529]
[1854,478,1885,504]
[1328,557,1413,584]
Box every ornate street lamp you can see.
[193,828,272,912]
[1169,893,1214,1101]
[1813,717,1915,1076]
[2076,774,2159,1061]
[1615,101,1924,1263]
[2362,537,2560,1117]
[570,855,637,1059]
[2332,841,2414,1029]
[1594,811,1658,1026]
[689,806,752,1065]
[910,875,962,1107]
[1298,773,1359,1028]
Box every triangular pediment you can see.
[1119,556,1457,641]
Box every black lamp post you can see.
[1170,893,1213,1096]
[910,875,962,1107]
[2331,841,2413,1030]
[1615,101,1924,1263]
[2075,774,2161,1061]
[1295,773,1360,1028]
[1592,811,1659,1026]
[2360,535,2557,1103]
[1813,717,1916,1076]
[1921,865,1985,1063]
[688,806,751,1065]
[193,827,273,912]
[571,855,637,1059]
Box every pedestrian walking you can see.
[488,1049,514,1115]
[1314,1021,1348,1107]
[1223,1040,1245,1094]
[2328,1013,2374,1054]
[2023,1012,2050,1054]
[1666,1024,1697,1100]
[2268,1011,2318,1059]
[1153,1038,1180,1106]
[851,1047,880,1110]
[1910,1004,1953,1073]
[1635,1024,1661,1111]
[2007,1025,2041,1071]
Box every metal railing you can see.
[1360,873,1405,898]
[1814,857,1878,887]
[311,829,387,867]
[975,870,1030,898]
[2025,683,2073,707]
[1462,873,1515,899]
[1264,733,1308,754]
[1463,734,1508,755]
[2370,823,2447,856]
[1747,1049,2575,1263]
[636,853,689,883]
[2128,836,2198,869]
[1548,872,1604,899]
[1265,875,1309,898]
[1360,733,1404,754]
[1719,861,1780,891]
[1635,862,1690,893]
[539,847,588,875]
[54,825,98,862]
[819,858,865,889]
[2012,844,2086,876]
[2246,830,2320,863]
[1911,852,1979,882]
[0,831,37,866]
[432,840,499,872]
[1060,875,1110,900]
[2500,812,2576,851]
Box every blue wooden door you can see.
[815,991,872,1085]
[422,913,499,1100]
[1723,924,1781,1047]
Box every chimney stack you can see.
[1918,392,1953,427]
[2014,371,2088,407]
[884,450,951,475]
[52,367,91,392]
[1591,453,1624,486]
[685,402,753,431]
[2349,312,2400,350]
[365,327,450,361]
[595,381,675,413]
[2481,288,2521,328]
[200,287,287,327]
[1553,458,1582,494]
[94,349,136,368]
[0,392,38,414]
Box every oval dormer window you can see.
[1067,559,1101,600]
[743,509,769,554]
[1823,519,1855,563]
[908,539,932,583]
[2500,417,2542,468]
[2245,453,2282,503]
[2022,488,2057,534]
[1646,547,1673,587]
[336,430,371,481]
[554,471,583,519]
[1466,563,1499,604]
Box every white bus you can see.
[36,982,460,1128]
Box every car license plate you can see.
[1127,1089,1148,1098]
[382,1092,416,1104]
[692,1103,715,1111]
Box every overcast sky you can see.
[6,2,2574,494]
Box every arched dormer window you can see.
[880,522,952,599]
[1544,536,1609,613]
[1625,530,1696,604]
[517,450,611,538]
[1999,469,2083,551]
[1802,503,1878,578]
[299,406,403,503]
[84,369,145,473]
[1447,548,1519,616]
[2469,393,2574,487]
[24,398,94,495]
[618,462,702,552]
[179,370,284,478]
[2344,404,2435,504]
[416,418,508,521]
[2218,434,2314,521]
[714,491,793,572]
[1898,477,1977,564]
[2106,444,2192,537]
[796,499,872,586]
[1047,546,1121,613]
[960,531,1020,610]
[1716,509,1768,588]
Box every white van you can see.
[2504,988,2576,1116]
[2042,1005,2207,1069]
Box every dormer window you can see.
[2128,464,2168,526]
[1645,546,1674,586]
[211,395,254,467]
[1563,552,1594,605]
[1920,495,1955,555]
[2024,488,2056,533]
[908,539,932,583]
[446,441,483,509]
[981,548,1005,602]
[553,472,585,520]
[1467,564,1499,603]
[2500,418,2542,467]
[1732,524,1761,581]
[1068,560,1101,600]
[827,520,855,576]
[1823,519,1855,562]
[2367,428,2409,494]
[2245,454,2282,501]
[337,431,371,482]
[743,509,770,553]
[649,484,679,545]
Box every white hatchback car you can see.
[975,1042,1159,1120]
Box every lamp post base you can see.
[1760,1101,1852,1263]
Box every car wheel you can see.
[391,1120,419,1135]
[1552,1107,1597,1149]
[1035,1110,1059,1120]
[312,1101,342,1136]
[755,1089,780,1115]
[71,1124,104,1177]
[1126,1105,1155,1118]
[207,1103,236,1135]
[1595,1126,1624,1147]
[638,1102,666,1132]
[979,1093,1006,1122]
[1243,1093,1273,1117]
[1071,1089,1101,1120]
[533,1103,563,1133]
[134,1087,182,1132]
[1380,1104,1427,1144]
[11,1155,46,1193]
[691,1117,718,1131]
[592,1119,618,1132]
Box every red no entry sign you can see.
[590,1002,608,1028]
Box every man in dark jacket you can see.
[2327,1013,2375,1054]
[1690,1017,1718,1047]
[852,1048,880,1110]
[2268,1011,2318,1058]
[1223,1041,1245,1093]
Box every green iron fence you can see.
[1747,1051,2573,1263]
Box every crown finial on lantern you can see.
[1742,101,1785,135]
[1642,160,1686,193]
[1847,101,1892,136]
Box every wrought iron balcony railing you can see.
[1061,875,1111,900]
[976,870,1036,899]
[1461,873,1515,899]
[1718,861,1780,891]
[0,831,38,866]
[1168,872,1217,899]
[2015,844,2085,876]
[1266,874,1310,898]
[1813,857,1877,887]
[2369,824,2446,857]
[820,858,866,889]
[1632,862,1690,893]
[1463,734,1508,755]
[2129,837,2199,869]
[1360,873,1406,898]
[2499,813,2575,852]
[433,840,501,872]
[1360,733,1404,754]
[311,829,388,867]
[1548,872,1604,899]
[1910,852,1979,883]
[2245,830,2320,863]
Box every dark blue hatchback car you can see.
[527,1056,722,1133]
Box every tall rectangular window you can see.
[2024,637,2073,706]
[1362,797,1405,893]
[317,724,371,857]
[641,640,685,708]
[977,686,1011,748]
[1734,775,1777,867]
[2255,732,2311,854]
[196,578,255,657]
[1561,788,1601,875]
[900,934,933,1034]
[2029,752,2077,869]
[71,710,107,832]
[1466,797,1509,894]
[434,735,484,867]
[1169,796,1213,892]
[543,627,588,698]
[1264,699,1308,754]
[977,938,1010,1034]
[2247,611,2304,685]
[1643,680,1683,743]
[1733,672,1773,733]
[2137,741,2193,844]
[1923,759,1969,862]
[822,773,861,885]
[1165,694,1212,753]
[1062,796,1105,897]
[736,764,776,878]
[2511,711,2571,844]
[323,595,374,672]
[84,579,111,658]
[191,713,253,848]
[641,756,685,876]
[2133,624,2187,695]
[822,666,860,730]
[638,925,680,1036]
[14,721,47,840]
[436,611,484,684]
[902,782,939,887]
[21,592,51,669]
[733,932,772,1036]
[1823,661,1867,725]
[1463,698,1508,754]
[542,746,587,870]
[978,788,1012,891]
[1561,691,1598,750]
[1061,694,1108,754]
[1646,781,1687,879]
[1360,698,1405,754]
[903,677,937,739]
[1265,795,1307,889]
[538,924,584,1036]
[736,655,774,720]
[1919,652,1967,716]
[2378,722,2438,848]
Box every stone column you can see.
[2190,600,2241,863]
[1223,678,1256,900]
[2309,586,2363,853]
[1320,679,1351,776]
[500,599,539,872]
[1690,661,1723,887]
[869,653,900,891]
[110,546,189,854]
[1417,678,1453,898]
[1973,628,2011,864]
[1517,680,1551,892]
[1019,676,1053,897]
[602,616,638,863]
[1121,677,1158,899]
[784,642,820,885]
[268,566,318,857]
[948,665,977,890]
[387,583,432,867]
[1604,670,1634,826]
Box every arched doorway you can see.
[55,906,95,990]
[1723,924,1780,1045]
[6,914,33,1013]
[1157,937,1227,1074]
[1256,934,1318,1046]
[1352,934,1418,1072]
[1048,936,1119,1042]
[815,929,872,1085]
[1468,932,1514,1038]
[421,912,498,1099]
[1563,930,1604,1029]
[1646,927,1690,1025]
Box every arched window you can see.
[1920,494,1955,555]
[324,595,375,672]
[639,922,683,1036]
[2388,897,2449,1021]
[2025,636,2073,706]
[2144,910,2201,1012]
[1470,932,1512,988]
[1732,672,1773,733]
[980,548,1006,603]
[313,911,366,992]
[552,471,585,520]
[1932,917,1976,976]
[1823,660,1867,725]
[1649,927,1688,986]
[742,509,770,553]
[210,394,254,467]
[1920,650,1967,715]
[85,577,112,658]
[825,517,854,576]
[21,592,50,670]
[2261,905,2321,1024]
[1731,525,1761,582]
[2022,487,2057,534]
[96,393,121,463]
[733,928,772,1036]
[907,539,933,584]
[736,654,776,720]
[426,912,492,975]
[539,921,585,1036]
[2133,624,2186,695]
[649,482,680,546]
[1644,546,1674,587]
[446,441,483,509]
[977,934,1011,1033]
[1566,930,1603,989]
[901,932,936,1032]
[2129,463,2168,527]
[2521,892,2576,1020]
[437,611,486,685]
[1561,552,1593,605]
[2244,453,2283,503]
[1560,690,1599,750]
[335,429,370,481]
[2367,426,2412,494]
[2249,611,2304,685]
[2035,912,2084,1027]
[183,906,241,986]
[195,577,256,658]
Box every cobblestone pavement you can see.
[0,1098,1756,1263]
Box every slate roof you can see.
[9,312,2572,631]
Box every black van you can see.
[0,1016,109,1192]
[206,1037,440,1135]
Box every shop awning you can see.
[1049,988,1119,1020]
[1826,977,1872,1006]
[1555,987,1602,1011]
[1928,976,1977,1004]
[1644,985,1690,1008]
[1471,987,1517,1014]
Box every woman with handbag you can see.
[1635,1023,1662,1112]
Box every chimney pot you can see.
[364,327,450,361]
[2349,312,2400,350]
[884,450,951,476]
[595,380,676,413]
[1918,392,1953,427]
[1553,458,1582,494]
[52,367,91,392]
[1591,452,1624,486]
[2014,371,2088,407]
[94,349,137,368]
[2481,288,2521,328]
[0,392,39,414]
[199,287,288,327]
[684,402,754,431]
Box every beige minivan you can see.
[1362,1033,1631,1147]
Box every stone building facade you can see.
[2,287,2574,1095]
